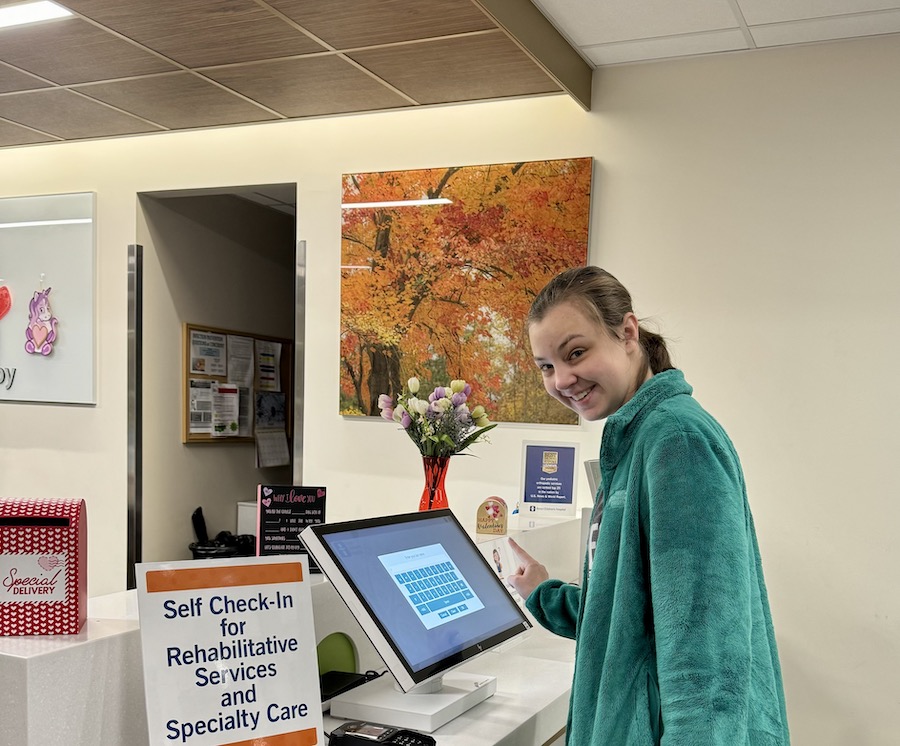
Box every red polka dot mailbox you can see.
[0,498,87,635]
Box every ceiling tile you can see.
[349,33,561,105]
[583,29,748,65]
[266,0,494,48]
[0,17,176,85]
[0,118,58,147]
[59,0,326,68]
[534,0,740,46]
[0,89,164,139]
[737,0,900,26]
[74,73,279,129]
[204,56,411,117]
[751,11,900,47]
[0,64,52,94]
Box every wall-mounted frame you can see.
[339,157,592,426]
[182,323,292,444]
[0,192,96,405]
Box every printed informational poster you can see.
[189,330,226,377]
[211,382,240,437]
[226,335,255,387]
[255,390,289,466]
[520,441,579,516]
[255,340,282,392]
[188,379,213,435]
[257,486,326,571]
[135,556,323,746]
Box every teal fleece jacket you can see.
[526,370,789,745]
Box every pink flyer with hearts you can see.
[256,485,326,570]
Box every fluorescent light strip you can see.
[0,218,92,229]
[0,1,73,30]
[341,198,452,209]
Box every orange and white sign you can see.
[136,555,323,746]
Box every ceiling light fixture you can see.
[341,198,452,209]
[0,1,72,30]
[0,218,92,229]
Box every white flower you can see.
[449,379,466,394]
[408,377,420,394]
[431,397,452,414]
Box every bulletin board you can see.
[182,323,292,444]
[0,192,96,405]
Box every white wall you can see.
[1,34,898,744]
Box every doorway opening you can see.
[127,184,301,586]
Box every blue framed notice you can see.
[520,441,579,516]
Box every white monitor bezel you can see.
[300,509,532,693]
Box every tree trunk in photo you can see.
[367,343,401,414]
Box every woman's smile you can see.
[567,385,594,404]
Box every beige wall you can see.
[1,34,898,744]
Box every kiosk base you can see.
[330,672,497,732]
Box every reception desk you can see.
[0,515,581,746]
[0,616,147,746]
[324,626,574,746]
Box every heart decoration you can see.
[317,488,325,497]
[0,287,10,321]
[263,487,273,497]
[261,498,272,508]
[31,324,49,347]
[39,556,61,571]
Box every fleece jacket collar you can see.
[600,368,693,472]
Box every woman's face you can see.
[529,301,648,421]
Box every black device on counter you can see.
[328,721,436,746]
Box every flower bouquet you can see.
[378,378,497,510]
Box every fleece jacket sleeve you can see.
[644,427,753,744]
[525,579,581,640]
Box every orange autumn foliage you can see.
[340,158,591,424]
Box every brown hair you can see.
[528,266,674,377]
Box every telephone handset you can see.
[328,720,437,746]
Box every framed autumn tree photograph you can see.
[340,157,592,425]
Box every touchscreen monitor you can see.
[300,509,531,693]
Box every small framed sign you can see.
[257,485,326,571]
[520,441,579,516]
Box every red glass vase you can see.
[419,456,451,511]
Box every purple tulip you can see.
[400,412,412,429]
[380,407,394,422]
[463,384,472,396]
[432,386,446,401]
[377,394,393,411]
[451,391,467,406]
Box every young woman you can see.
[506,266,790,745]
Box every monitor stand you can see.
[329,671,497,733]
